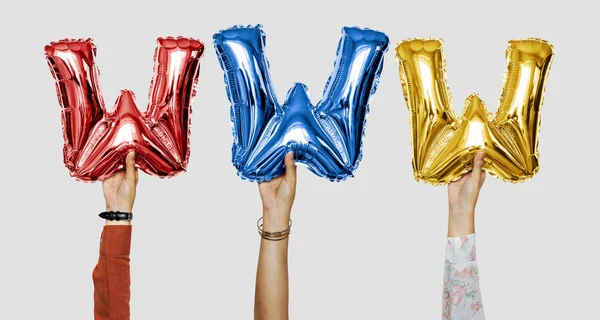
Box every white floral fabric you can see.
[442,233,484,319]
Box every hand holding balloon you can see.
[258,152,297,230]
[102,152,139,225]
[447,152,486,237]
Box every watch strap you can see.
[99,211,133,221]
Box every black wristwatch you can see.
[99,211,133,221]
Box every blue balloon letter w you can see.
[214,25,388,182]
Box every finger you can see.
[284,151,297,184]
[125,151,137,184]
[471,152,485,185]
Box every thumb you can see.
[471,152,485,186]
[284,152,297,184]
[125,151,137,184]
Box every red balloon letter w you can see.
[45,37,204,181]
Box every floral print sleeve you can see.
[442,233,485,320]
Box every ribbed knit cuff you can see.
[99,225,132,256]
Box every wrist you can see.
[448,204,474,217]
[447,214,475,237]
[105,220,132,226]
[106,206,133,213]
[262,208,291,230]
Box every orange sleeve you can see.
[92,225,132,320]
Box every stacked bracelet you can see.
[257,217,292,241]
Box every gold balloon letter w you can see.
[396,39,554,185]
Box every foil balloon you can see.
[395,39,554,185]
[213,25,389,182]
[45,37,204,181]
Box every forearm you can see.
[255,215,290,320]
[448,214,474,237]
[92,225,132,320]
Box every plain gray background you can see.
[1,0,598,318]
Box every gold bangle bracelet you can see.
[257,217,292,241]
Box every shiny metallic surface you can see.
[396,38,554,185]
[45,37,204,181]
[214,25,388,182]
